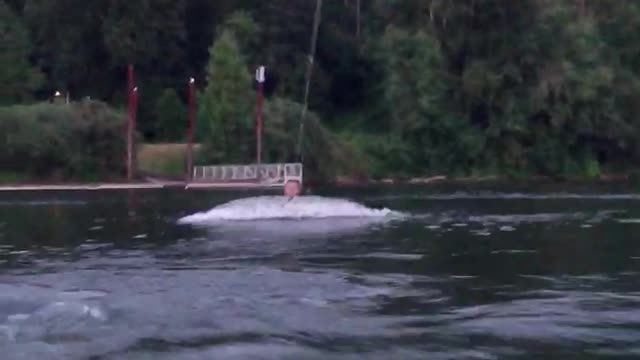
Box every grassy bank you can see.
[137,143,202,179]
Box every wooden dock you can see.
[186,163,303,191]
[0,163,303,192]
[0,183,168,192]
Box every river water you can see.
[0,185,639,359]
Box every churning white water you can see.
[178,196,399,224]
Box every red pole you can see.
[132,86,139,180]
[186,77,196,181]
[126,64,134,182]
[256,82,264,165]
[255,66,265,165]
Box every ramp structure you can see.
[186,163,303,189]
[183,64,305,194]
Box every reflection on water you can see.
[0,188,639,359]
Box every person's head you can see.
[284,181,301,196]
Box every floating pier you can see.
[185,163,303,191]
[0,183,168,192]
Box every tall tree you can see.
[0,0,42,104]
[102,0,186,73]
[184,0,236,81]
[24,0,111,98]
[197,29,253,163]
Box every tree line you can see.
[1,0,640,180]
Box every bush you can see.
[261,97,357,181]
[0,100,126,180]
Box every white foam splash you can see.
[33,301,108,322]
[616,218,640,224]
[178,196,399,224]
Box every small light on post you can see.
[53,91,63,104]
[255,66,266,84]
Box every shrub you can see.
[261,97,357,181]
[0,100,126,180]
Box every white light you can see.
[255,66,266,83]
[54,91,61,97]
[133,87,138,92]
[189,77,195,84]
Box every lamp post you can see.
[53,91,63,104]
[255,66,265,165]
[126,64,135,182]
[186,77,196,181]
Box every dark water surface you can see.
[0,185,639,359]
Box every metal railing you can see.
[191,163,303,186]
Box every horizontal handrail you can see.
[192,163,302,184]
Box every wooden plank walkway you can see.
[0,181,282,192]
[0,183,173,192]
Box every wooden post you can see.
[356,0,360,40]
[186,77,196,181]
[255,66,266,165]
[132,85,139,180]
[577,0,586,17]
[126,64,134,182]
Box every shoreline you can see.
[0,173,635,192]
[0,177,188,191]
[329,173,634,186]
[0,183,175,192]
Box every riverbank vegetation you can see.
[0,101,126,181]
[2,0,640,181]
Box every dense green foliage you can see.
[2,0,640,179]
[197,27,253,163]
[0,101,126,180]
[155,88,186,142]
[0,0,42,104]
